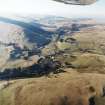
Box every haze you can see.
[0,0,104,18]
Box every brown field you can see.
[0,69,105,105]
[1,19,105,105]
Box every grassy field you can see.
[1,69,105,105]
[1,25,105,105]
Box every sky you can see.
[0,0,105,18]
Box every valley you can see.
[0,15,105,105]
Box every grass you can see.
[0,86,13,105]
[1,22,105,105]
[71,53,105,68]
[56,41,71,50]
[1,69,105,105]
[72,30,105,55]
[95,96,105,105]
[0,55,38,72]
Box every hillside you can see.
[0,16,98,71]
[1,69,105,105]
[0,16,105,105]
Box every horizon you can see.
[0,0,104,18]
